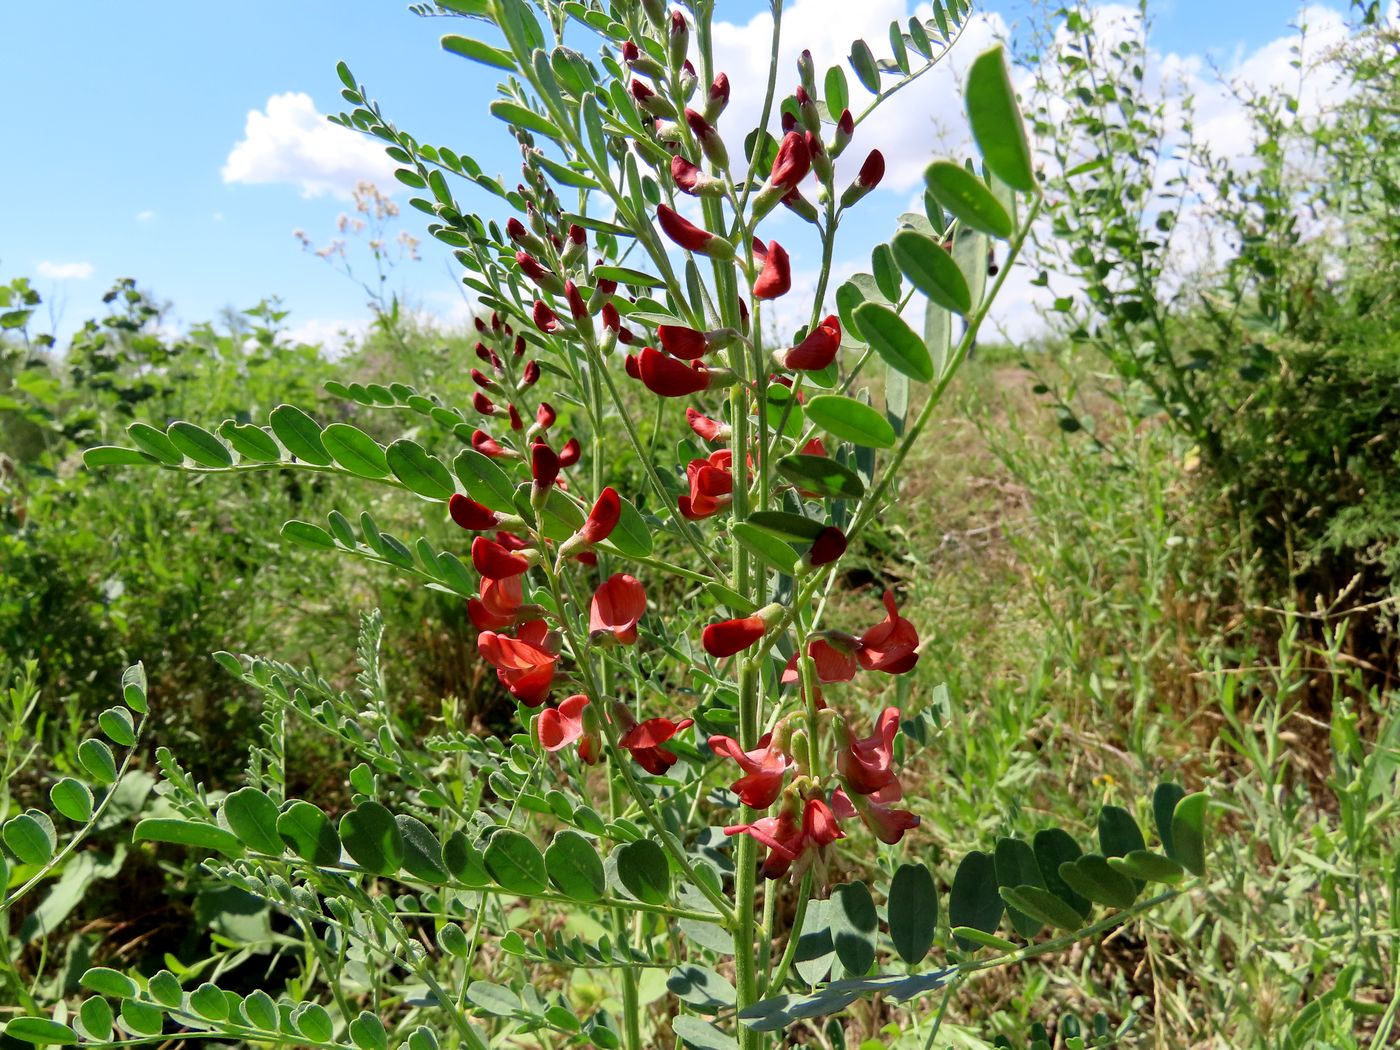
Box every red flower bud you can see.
[637,345,711,397]
[531,442,560,489]
[533,300,563,333]
[508,404,524,431]
[472,535,530,579]
[471,368,496,391]
[702,616,767,658]
[448,494,500,531]
[513,335,526,357]
[565,280,588,320]
[602,302,621,332]
[777,315,841,371]
[753,240,791,300]
[859,148,885,188]
[706,72,730,120]
[685,109,728,167]
[473,391,497,415]
[625,352,641,380]
[768,131,811,192]
[657,204,732,258]
[657,323,709,361]
[559,437,580,467]
[506,218,528,243]
[685,407,730,442]
[808,526,847,566]
[578,486,621,544]
[522,360,541,386]
[472,429,506,457]
[780,109,797,133]
[535,402,556,430]
[671,154,722,197]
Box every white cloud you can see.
[36,260,94,280]
[135,209,155,222]
[222,92,396,199]
[712,1,1006,195]
[278,317,368,356]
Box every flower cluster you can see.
[442,16,921,883]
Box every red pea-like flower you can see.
[477,621,558,706]
[467,573,524,631]
[449,494,499,532]
[637,345,711,397]
[589,573,646,645]
[473,391,497,415]
[685,407,730,443]
[809,526,847,566]
[858,149,885,188]
[539,694,601,764]
[857,591,920,674]
[769,130,811,192]
[472,429,507,457]
[565,280,588,320]
[836,706,902,795]
[533,300,563,334]
[781,636,858,686]
[708,732,791,809]
[703,616,767,658]
[530,442,560,492]
[522,360,541,387]
[657,204,731,258]
[678,450,734,519]
[578,486,621,545]
[753,240,791,300]
[471,535,530,580]
[725,797,845,879]
[706,72,730,119]
[559,437,581,467]
[658,324,709,360]
[619,716,694,775]
[535,402,556,430]
[778,314,841,370]
[832,786,919,844]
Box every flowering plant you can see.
[27,1,1212,1046]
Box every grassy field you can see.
[873,355,1399,1047]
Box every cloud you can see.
[712,1,1006,194]
[135,209,155,222]
[278,317,368,356]
[36,261,94,280]
[222,92,396,199]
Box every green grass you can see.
[868,357,1400,1048]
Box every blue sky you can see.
[1,0,1348,346]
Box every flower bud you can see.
[657,204,734,259]
[807,131,832,183]
[630,79,676,120]
[781,187,820,224]
[832,108,855,157]
[840,149,885,208]
[473,391,497,415]
[797,49,817,97]
[685,110,728,168]
[704,73,730,121]
[668,10,689,70]
[795,86,821,134]
[622,39,665,79]
[679,60,698,101]
[752,240,791,301]
[671,155,725,197]
[533,300,564,334]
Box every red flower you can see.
[706,72,730,118]
[769,130,811,191]
[560,437,581,467]
[468,573,523,630]
[781,636,858,686]
[539,694,601,764]
[530,442,560,490]
[533,300,563,333]
[516,251,556,287]
[832,787,919,845]
[808,526,847,566]
[637,345,711,397]
[619,716,694,775]
[589,573,645,645]
[472,535,530,580]
[678,450,734,519]
[522,360,541,386]
[578,486,621,545]
[836,706,902,795]
[725,797,845,879]
[685,407,730,443]
[658,204,718,254]
[473,391,497,415]
[778,314,841,370]
[753,240,791,300]
[478,621,558,706]
[703,616,767,658]
[472,429,506,457]
[657,323,709,360]
[671,154,712,196]
[708,732,790,809]
[857,591,919,674]
[565,280,588,320]
[449,494,499,531]
[858,149,885,188]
